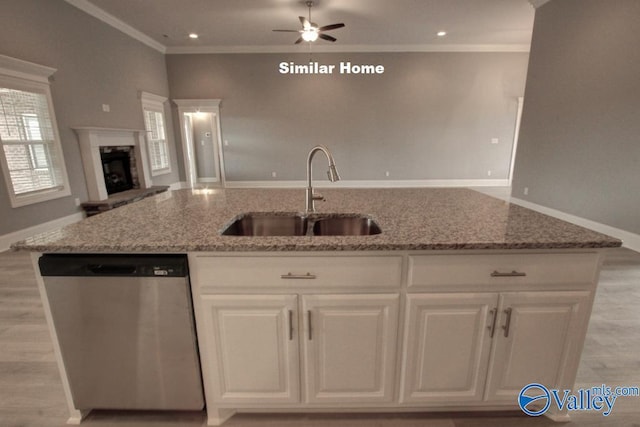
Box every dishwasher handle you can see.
[87,264,137,275]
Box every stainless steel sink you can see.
[221,213,381,236]
[312,216,382,236]
[221,213,307,236]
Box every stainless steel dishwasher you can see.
[39,254,204,411]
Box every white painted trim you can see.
[63,0,166,53]
[225,179,510,189]
[166,44,530,55]
[508,96,524,186]
[173,99,226,188]
[169,181,189,190]
[0,62,72,208]
[139,91,167,104]
[140,91,172,177]
[1,212,84,252]
[72,127,152,201]
[0,54,56,83]
[510,197,639,252]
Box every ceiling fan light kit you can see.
[272,0,345,44]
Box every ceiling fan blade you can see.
[299,16,311,28]
[318,23,345,32]
[318,33,337,42]
[273,29,300,32]
[294,37,304,44]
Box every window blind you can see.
[0,88,64,195]
[143,109,170,172]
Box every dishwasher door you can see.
[39,254,204,411]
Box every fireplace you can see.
[73,127,153,201]
[100,147,137,195]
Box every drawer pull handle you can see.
[488,307,498,338]
[288,310,294,341]
[307,311,313,340]
[491,270,526,277]
[502,308,513,338]
[281,272,316,279]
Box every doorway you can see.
[174,99,225,188]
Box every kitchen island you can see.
[13,188,621,425]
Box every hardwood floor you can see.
[0,249,638,427]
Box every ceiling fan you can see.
[273,1,345,44]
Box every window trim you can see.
[0,55,71,208]
[140,91,171,177]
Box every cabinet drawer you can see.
[408,252,599,290]
[193,254,403,290]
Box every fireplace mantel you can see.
[73,127,152,201]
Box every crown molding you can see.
[64,0,529,55]
[166,43,530,55]
[528,0,553,8]
[64,0,166,53]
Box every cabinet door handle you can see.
[502,308,513,338]
[307,310,313,340]
[491,270,526,277]
[488,307,498,338]
[288,310,294,341]
[281,272,316,279]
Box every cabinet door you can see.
[200,294,299,404]
[400,293,497,403]
[485,291,590,402]
[301,294,399,403]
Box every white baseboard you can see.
[225,179,510,189]
[510,197,640,252]
[0,212,85,252]
[169,181,189,190]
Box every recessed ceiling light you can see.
[189,33,199,39]
[437,31,447,37]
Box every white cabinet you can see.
[190,250,602,425]
[400,291,590,405]
[200,294,299,404]
[484,291,590,402]
[302,294,399,403]
[400,293,495,403]
[198,291,399,406]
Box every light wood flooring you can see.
[1,249,639,427]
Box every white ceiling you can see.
[66,0,537,54]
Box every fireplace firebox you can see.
[100,147,138,195]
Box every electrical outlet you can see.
[271,171,277,178]
[102,104,110,112]
[74,198,80,206]
[524,187,529,196]
[385,171,390,177]
[491,138,499,144]
[487,170,492,177]
[224,140,229,147]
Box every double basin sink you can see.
[221,212,381,237]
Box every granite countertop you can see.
[12,188,622,252]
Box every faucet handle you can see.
[312,191,325,201]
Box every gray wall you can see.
[166,52,528,182]
[511,0,640,234]
[0,0,179,235]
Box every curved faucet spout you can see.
[306,145,340,213]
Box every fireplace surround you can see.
[73,127,152,201]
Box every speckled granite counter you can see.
[11,188,622,252]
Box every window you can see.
[0,55,70,207]
[140,92,171,176]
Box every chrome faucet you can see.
[306,145,340,213]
